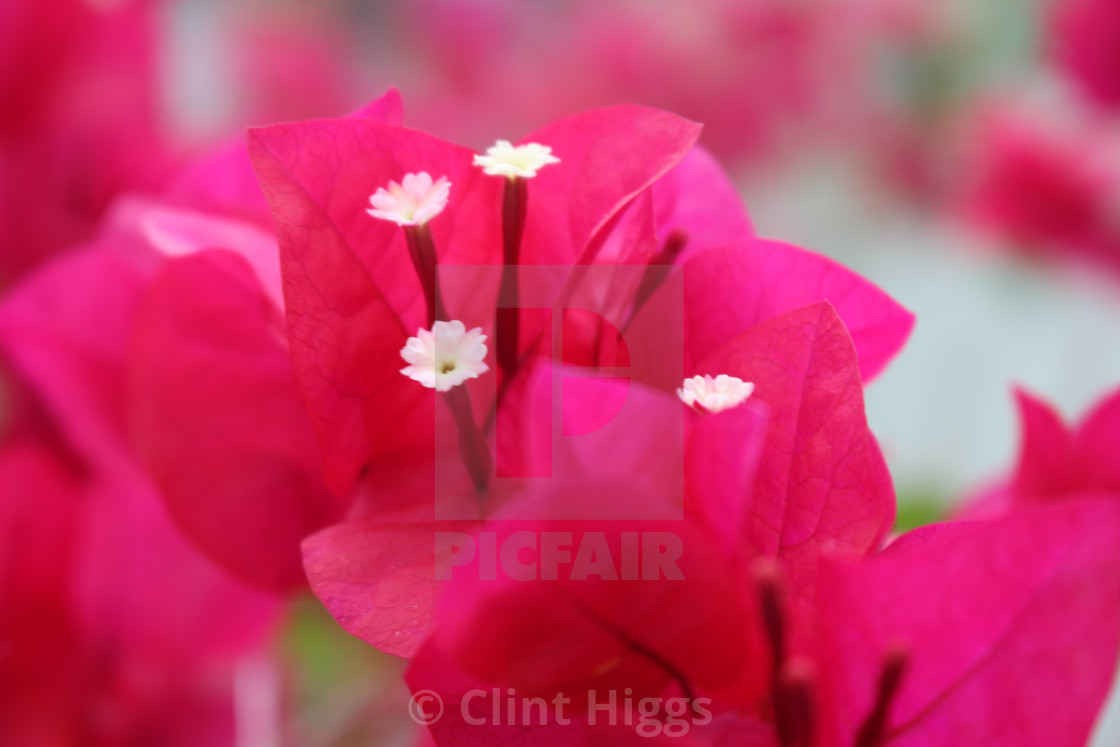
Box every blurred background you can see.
[3,0,1120,743]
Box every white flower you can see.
[367,172,451,226]
[400,320,490,392]
[473,140,560,178]
[677,374,754,414]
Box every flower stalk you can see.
[404,224,449,325]
[497,175,529,381]
[756,561,817,747]
[853,646,909,747]
[443,386,492,494]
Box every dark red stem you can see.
[756,561,818,747]
[405,224,449,325]
[497,176,528,382]
[853,646,909,747]
[755,560,787,678]
[774,661,816,747]
[442,386,491,494]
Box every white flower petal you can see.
[400,320,490,390]
[474,140,560,178]
[677,374,754,414]
[367,172,451,226]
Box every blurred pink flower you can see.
[1051,0,1120,110]
[226,10,359,126]
[0,0,176,287]
[957,103,1120,272]
[394,0,938,170]
[0,91,412,591]
[0,336,280,746]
